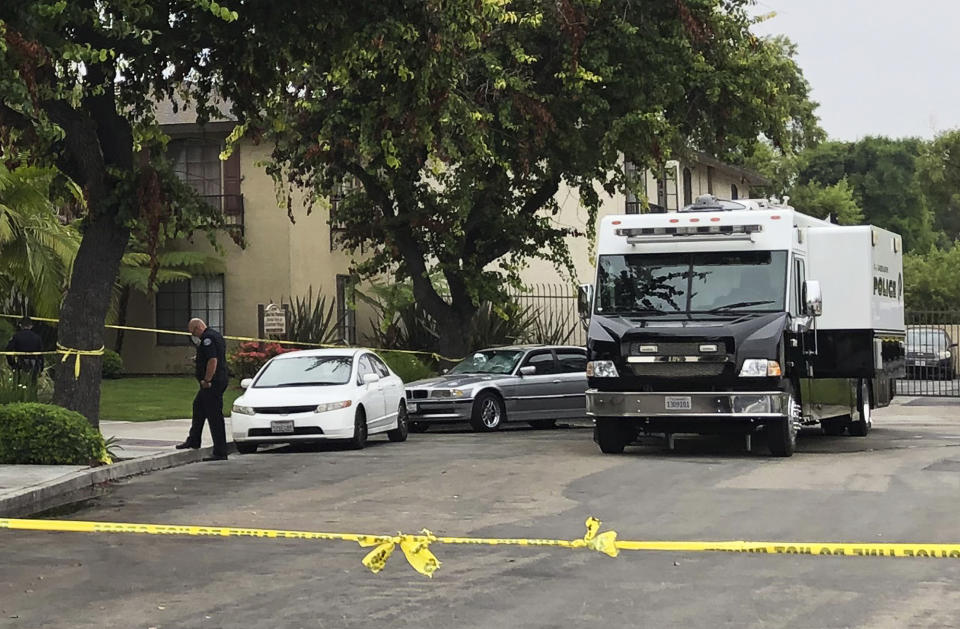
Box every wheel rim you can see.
[861,383,871,426]
[789,395,801,445]
[481,398,501,428]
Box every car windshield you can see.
[595,250,787,316]
[253,355,353,387]
[907,329,949,349]
[450,350,524,375]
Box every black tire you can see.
[387,402,409,442]
[820,417,847,436]
[409,421,429,433]
[528,419,557,430]
[595,418,632,454]
[347,407,368,450]
[849,379,871,437]
[235,442,258,455]
[767,417,796,457]
[469,391,505,432]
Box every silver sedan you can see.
[404,345,587,432]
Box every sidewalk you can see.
[0,418,234,517]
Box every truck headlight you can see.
[939,350,952,360]
[586,360,619,378]
[232,404,255,416]
[739,359,782,378]
[316,400,352,413]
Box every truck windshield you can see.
[596,250,788,315]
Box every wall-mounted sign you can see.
[259,303,288,336]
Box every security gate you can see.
[897,311,960,398]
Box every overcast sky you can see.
[750,0,960,141]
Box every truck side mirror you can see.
[577,284,594,326]
[804,280,823,317]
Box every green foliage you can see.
[0,402,109,465]
[786,179,864,225]
[0,364,53,404]
[378,351,437,383]
[917,129,960,244]
[471,302,539,350]
[795,138,936,252]
[101,349,124,379]
[282,287,345,345]
[0,165,79,316]
[0,318,13,348]
[218,0,821,357]
[904,245,960,310]
[524,308,579,346]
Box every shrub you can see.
[101,349,124,379]
[379,351,437,383]
[0,318,13,348]
[228,341,299,379]
[0,403,110,465]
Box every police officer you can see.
[5,317,44,383]
[176,318,229,460]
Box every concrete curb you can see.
[0,444,233,517]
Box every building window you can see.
[329,178,361,250]
[707,166,714,194]
[683,168,693,207]
[731,184,739,200]
[170,140,222,197]
[156,276,225,346]
[624,161,643,214]
[336,274,357,345]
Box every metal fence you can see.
[897,311,960,398]
[509,283,586,347]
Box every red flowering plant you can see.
[227,341,299,379]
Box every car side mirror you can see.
[519,365,537,376]
[362,373,380,384]
[803,280,822,317]
[240,378,253,389]
[577,284,594,327]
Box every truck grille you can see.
[628,363,727,378]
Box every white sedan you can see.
[231,348,408,453]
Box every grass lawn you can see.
[100,376,245,422]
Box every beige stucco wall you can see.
[119,139,368,374]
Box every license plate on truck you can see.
[665,396,693,411]
[271,420,295,434]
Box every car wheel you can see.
[409,421,429,433]
[528,419,557,430]
[820,417,847,436]
[347,407,368,450]
[594,418,632,454]
[469,391,505,432]
[387,401,409,442]
[235,442,258,455]
[849,379,872,437]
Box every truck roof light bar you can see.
[616,224,763,243]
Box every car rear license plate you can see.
[271,420,295,434]
[665,396,693,411]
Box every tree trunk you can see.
[53,215,130,428]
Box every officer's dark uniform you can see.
[5,327,44,381]
[186,327,229,457]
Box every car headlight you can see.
[939,350,951,360]
[739,359,782,378]
[586,360,619,378]
[316,400,352,413]
[431,389,469,398]
[232,404,254,416]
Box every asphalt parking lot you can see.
[3,398,960,629]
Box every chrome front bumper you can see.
[406,399,474,421]
[586,390,790,418]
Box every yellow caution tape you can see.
[3,516,959,578]
[1,346,104,378]
[0,313,464,362]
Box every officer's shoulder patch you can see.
[202,338,213,346]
